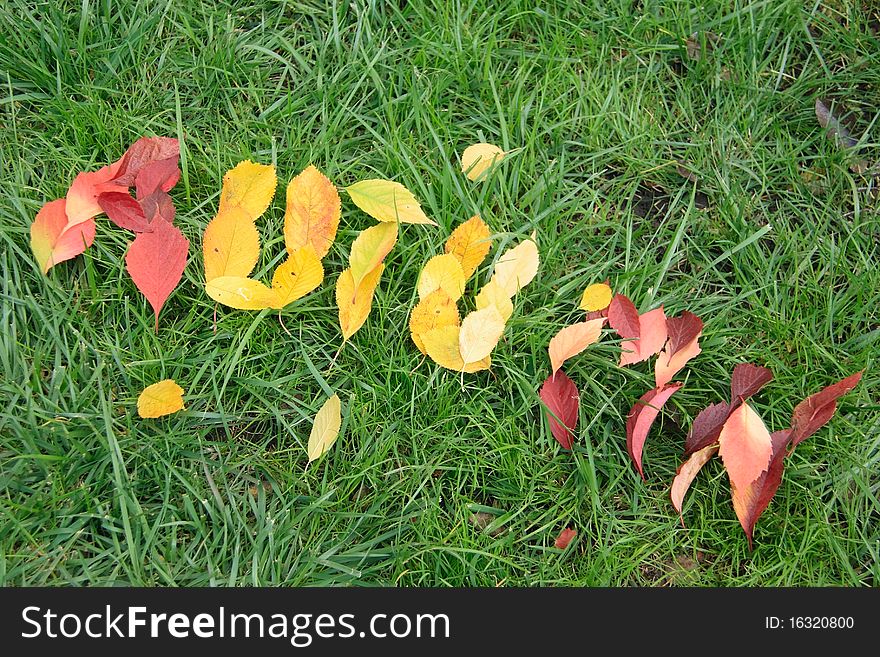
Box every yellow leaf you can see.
[548,318,606,373]
[461,143,505,181]
[580,282,613,312]
[336,264,384,341]
[307,394,342,463]
[492,236,539,296]
[459,305,506,364]
[271,245,324,308]
[444,214,492,278]
[203,206,260,281]
[284,165,340,259]
[346,179,437,225]
[137,379,185,418]
[350,222,397,290]
[421,325,491,373]
[205,276,279,310]
[409,289,460,354]
[218,160,277,218]
[417,253,466,302]
[475,278,514,322]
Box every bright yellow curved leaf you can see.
[475,278,514,322]
[459,305,506,364]
[409,289,460,354]
[272,245,324,308]
[350,222,397,290]
[336,264,384,341]
[218,160,277,218]
[444,214,492,278]
[203,206,260,281]
[205,276,279,310]
[580,282,613,312]
[492,236,539,296]
[137,379,185,419]
[284,165,340,259]
[417,254,466,302]
[346,179,436,225]
[461,143,505,181]
[422,325,491,373]
[307,394,342,463]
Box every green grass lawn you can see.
[1,0,878,586]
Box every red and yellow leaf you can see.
[30,199,96,274]
[284,165,341,259]
[718,402,773,492]
[671,444,719,515]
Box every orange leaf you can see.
[619,307,667,366]
[548,318,605,373]
[671,444,719,515]
[283,165,341,259]
[30,199,96,274]
[718,402,773,492]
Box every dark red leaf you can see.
[607,294,640,340]
[135,157,181,199]
[625,382,683,478]
[125,220,189,331]
[97,192,150,232]
[554,527,577,549]
[730,363,773,403]
[665,311,703,355]
[731,429,791,548]
[141,190,176,224]
[539,370,579,450]
[112,137,179,186]
[789,372,862,446]
[684,401,730,455]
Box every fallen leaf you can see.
[618,306,667,367]
[409,289,460,354]
[459,306,506,364]
[202,206,261,281]
[421,325,491,373]
[307,393,342,463]
[731,429,790,547]
[346,179,436,225]
[30,199,96,273]
[125,220,190,330]
[539,369,579,449]
[98,192,151,232]
[579,282,613,312]
[140,190,175,224]
[444,214,492,277]
[461,143,506,181]
[134,157,180,199]
[349,222,398,291]
[671,444,719,515]
[417,253,466,302]
[607,294,640,340]
[475,278,514,322]
[65,165,129,228]
[113,137,179,187]
[218,160,277,218]
[815,99,869,173]
[271,245,324,308]
[554,527,577,549]
[730,363,773,403]
[548,318,606,373]
[625,383,683,478]
[718,402,773,492]
[205,276,280,310]
[685,31,719,61]
[684,401,731,455]
[789,371,862,446]
[654,311,702,387]
[137,379,185,418]
[491,235,539,296]
[336,264,384,341]
[283,165,340,259]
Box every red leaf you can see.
[670,443,719,516]
[665,311,703,355]
[554,527,577,549]
[731,429,791,548]
[730,363,773,403]
[684,402,730,455]
[113,137,179,187]
[718,402,773,492]
[789,372,862,446]
[141,190,176,224]
[625,382,682,478]
[135,157,180,199]
[539,370,579,450]
[125,220,189,331]
[98,192,150,232]
[619,307,667,366]
[607,294,640,339]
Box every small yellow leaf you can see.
[580,282,613,312]
[350,222,398,290]
[336,264,384,341]
[205,276,279,309]
[203,206,260,281]
[137,379,185,419]
[271,245,324,308]
[548,318,606,373]
[417,253,466,302]
[475,278,514,322]
[421,325,491,373]
[346,179,437,225]
[459,305,506,364]
[409,289,460,354]
[307,393,342,463]
[444,214,492,278]
[492,236,539,296]
[284,165,340,259]
[461,143,505,181]
[218,160,277,219]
